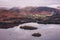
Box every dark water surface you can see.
[0,23,60,40]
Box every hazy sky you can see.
[0,0,60,8]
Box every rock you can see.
[20,26,37,30]
[32,33,41,37]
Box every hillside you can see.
[0,7,60,28]
[0,7,60,23]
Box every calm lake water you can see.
[0,22,60,40]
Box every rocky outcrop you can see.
[20,26,37,30]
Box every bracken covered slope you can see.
[0,7,60,29]
[0,7,60,23]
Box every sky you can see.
[0,0,60,8]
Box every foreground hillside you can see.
[0,7,60,23]
[0,7,60,28]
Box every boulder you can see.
[32,33,41,37]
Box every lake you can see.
[0,22,60,40]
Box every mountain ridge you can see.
[0,7,60,24]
